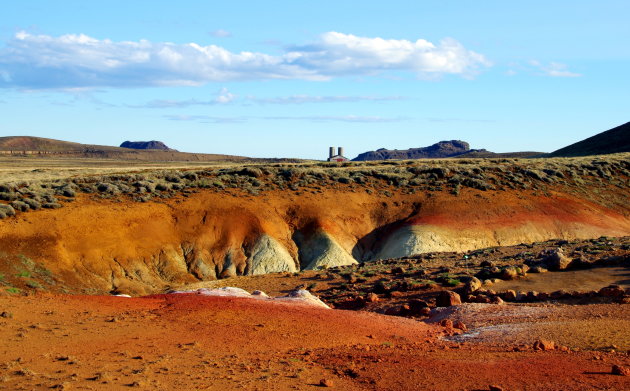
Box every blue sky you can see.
[1,1,628,159]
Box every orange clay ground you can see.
[0,293,628,391]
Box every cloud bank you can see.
[0,31,490,89]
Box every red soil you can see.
[0,293,628,390]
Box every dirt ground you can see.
[0,293,628,391]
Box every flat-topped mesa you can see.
[120,140,177,151]
[353,140,471,161]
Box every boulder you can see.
[365,293,379,303]
[502,290,517,301]
[545,250,572,270]
[439,319,454,329]
[464,277,482,293]
[436,291,461,307]
[598,285,625,298]
[533,339,555,351]
[500,266,519,280]
[453,320,467,331]
[612,365,629,376]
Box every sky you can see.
[0,1,628,159]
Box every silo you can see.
[329,147,335,158]
[338,147,344,157]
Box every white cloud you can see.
[250,94,404,104]
[165,114,405,123]
[0,31,491,89]
[130,87,235,108]
[210,29,232,38]
[528,60,582,77]
[215,87,235,103]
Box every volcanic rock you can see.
[365,293,379,303]
[545,250,573,271]
[598,285,625,298]
[611,365,629,376]
[533,339,555,351]
[465,277,482,293]
[436,291,461,307]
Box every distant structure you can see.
[327,147,348,162]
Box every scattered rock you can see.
[0,311,13,318]
[545,250,572,271]
[453,320,467,331]
[465,277,482,293]
[500,266,519,280]
[598,285,625,298]
[436,291,461,307]
[611,365,629,376]
[365,293,379,303]
[502,290,517,301]
[489,386,504,391]
[439,319,453,329]
[480,260,494,267]
[319,378,334,387]
[530,266,548,273]
[533,339,555,351]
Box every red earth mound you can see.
[0,293,628,390]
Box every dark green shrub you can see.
[10,200,29,212]
[239,167,263,178]
[0,204,16,216]
[42,202,62,209]
[165,174,181,183]
[0,192,17,201]
[23,199,41,210]
[97,183,119,194]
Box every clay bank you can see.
[0,155,628,295]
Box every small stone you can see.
[465,277,482,293]
[453,320,467,331]
[503,290,517,301]
[391,266,405,274]
[500,267,519,280]
[489,386,504,391]
[319,378,334,387]
[492,296,505,305]
[533,339,555,351]
[611,365,629,376]
[530,266,548,273]
[598,285,624,298]
[0,311,13,318]
[365,293,379,303]
[439,319,453,329]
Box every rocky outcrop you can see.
[294,229,358,270]
[353,140,472,161]
[120,140,176,151]
[247,235,297,275]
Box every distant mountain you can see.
[0,136,244,162]
[353,140,471,161]
[120,140,176,151]
[548,122,630,157]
